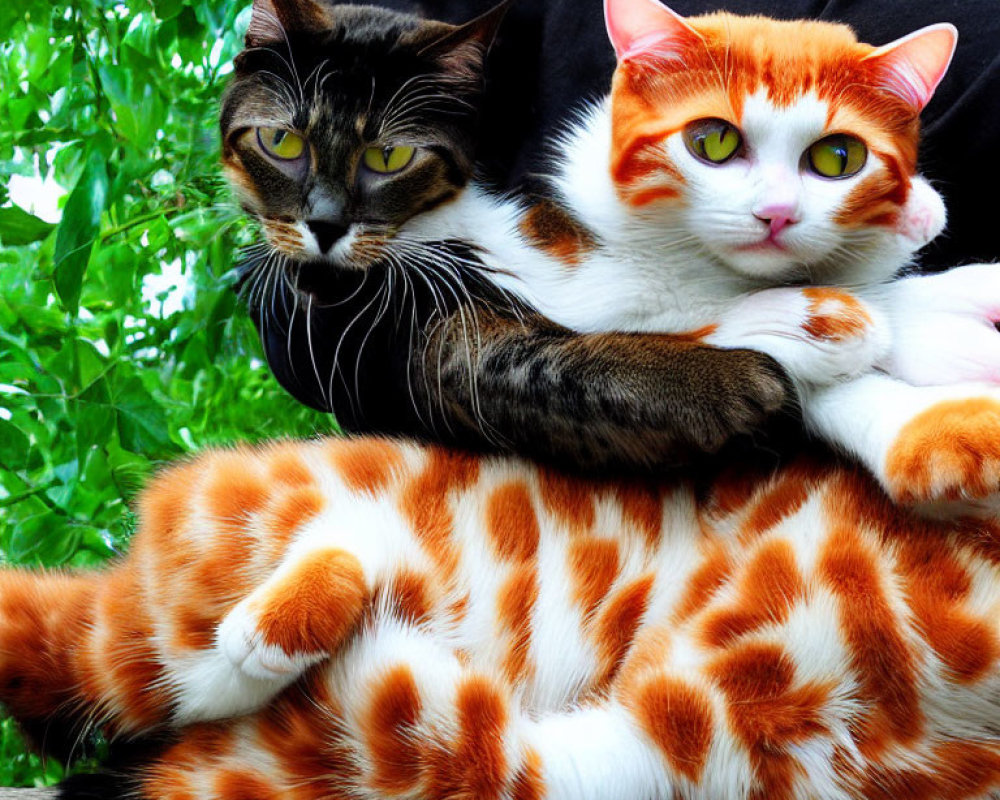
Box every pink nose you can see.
[754,203,799,235]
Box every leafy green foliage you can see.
[0,0,335,783]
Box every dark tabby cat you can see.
[227,0,791,471]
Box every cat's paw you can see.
[896,175,946,246]
[884,396,1000,503]
[218,603,327,681]
[687,348,789,450]
[880,264,1000,386]
[217,548,366,680]
[709,287,888,386]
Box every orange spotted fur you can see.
[1,436,999,799]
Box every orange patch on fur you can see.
[538,468,596,533]
[612,127,683,186]
[801,288,872,342]
[215,770,280,800]
[569,537,620,618]
[595,574,655,689]
[897,536,997,682]
[885,397,1000,502]
[486,482,540,562]
[255,549,365,655]
[379,570,433,625]
[268,444,316,488]
[255,673,350,797]
[633,675,714,781]
[519,198,597,267]
[364,665,424,793]
[510,748,546,800]
[858,741,1000,800]
[498,565,538,684]
[673,543,733,623]
[670,324,718,344]
[835,157,909,228]
[427,677,509,800]
[265,486,326,550]
[628,186,681,206]
[100,568,171,731]
[739,474,811,543]
[142,773,199,800]
[700,539,805,648]
[172,605,219,651]
[204,450,269,533]
[327,437,404,495]
[139,462,197,548]
[400,447,480,575]
[709,642,830,800]
[818,526,921,750]
[615,482,664,547]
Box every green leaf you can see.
[74,377,115,465]
[53,151,109,314]
[0,420,31,469]
[7,511,80,565]
[0,205,56,246]
[114,376,176,453]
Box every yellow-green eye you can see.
[256,127,306,161]
[363,145,415,174]
[683,119,743,164]
[807,135,867,178]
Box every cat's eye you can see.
[257,127,307,161]
[362,146,415,174]
[806,135,867,179]
[683,119,743,165]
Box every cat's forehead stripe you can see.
[618,14,918,131]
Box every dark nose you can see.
[307,220,349,254]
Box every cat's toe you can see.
[217,602,325,681]
[721,352,789,428]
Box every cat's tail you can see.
[0,563,169,755]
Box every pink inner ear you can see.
[863,23,958,110]
[604,0,698,62]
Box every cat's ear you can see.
[245,0,326,47]
[417,0,514,77]
[604,0,701,63]
[861,23,958,110]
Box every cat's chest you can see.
[516,249,748,335]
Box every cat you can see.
[5,437,1000,799]
[388,0,1000,509]
[229,0,794,473]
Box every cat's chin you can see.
[714,246,811,283]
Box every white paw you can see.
[880,264,1000,386]
[217,602,325,682]
[709,287,889,386]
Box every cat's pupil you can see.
[273,130,287,147]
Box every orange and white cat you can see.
[4,437,1000,799]
[400,0,1000,509]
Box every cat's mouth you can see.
[734,235,789,254]
[260,218,394,272]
